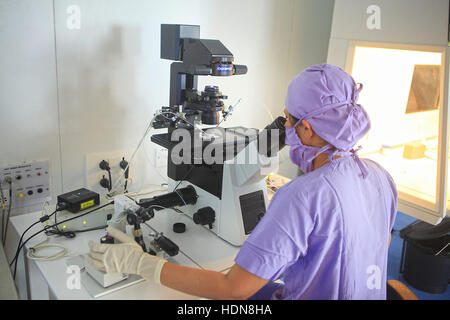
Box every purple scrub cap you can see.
[285,64,371,153]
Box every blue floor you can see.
[388,212,449,300]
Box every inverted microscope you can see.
[144,24,286,245]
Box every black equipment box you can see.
[400,217,450,294]
[57,188,100,213]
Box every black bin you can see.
[400,217,450,294]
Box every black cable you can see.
[10,201,66,269]
[120,157,130,194]
[44,224,107,238]
[107,169,113,192]
[0,180,5,244]
[54,207,59,232]
[173,165,195,191]
[9,209,58,268]
[12,202,111,279]
[2,182,12,245]
[99,160,112,192]
[72,225,108,234]
[124,175,129,193]
[9,212,56,282]
[11,201,113,279]
[10,221,43,265]
[45,228,76,239]
[172,165,195,206]
[43,202,75,238]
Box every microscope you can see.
[137,24,287,246]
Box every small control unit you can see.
[57,188,100,213]
[51,188,112,232]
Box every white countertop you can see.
[9,206,240,300]
[9,174,289,300]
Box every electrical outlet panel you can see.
[85,144,168,196]
[85,149,142,195]
[0,160,51,209]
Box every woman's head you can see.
[285,64,371,152]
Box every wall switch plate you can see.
[0,160,51,209]
[85,144,168,196]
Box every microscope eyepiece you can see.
[270,116,287,130]
[258,116,287,157]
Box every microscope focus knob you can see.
[193,207,215,229]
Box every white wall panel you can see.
[0,0,62,215]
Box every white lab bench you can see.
[7,174,289,300]
[8,207,241,300]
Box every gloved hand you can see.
[85,226,167,284]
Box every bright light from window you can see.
[351,46,442,206]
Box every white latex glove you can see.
[85,226,167,284]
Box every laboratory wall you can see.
[0,0,335,217]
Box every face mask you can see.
[285,124,332,173]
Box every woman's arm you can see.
[86,226,268,299]
[160,262,269,300]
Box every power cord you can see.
[99,160,113,192]
[120,157,130,193]
[27,240,68,261]
[172,165,195,207]
[28,224,108,262]
[2,178,12,246]
[0,180,5,245]
[47,202,77,239]
[45,227,76,239]
[10,210,58,279]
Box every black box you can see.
[57,188,100,213]
[400,218,450,294]
[160,24,200,61]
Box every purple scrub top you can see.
[235,157,397,300]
